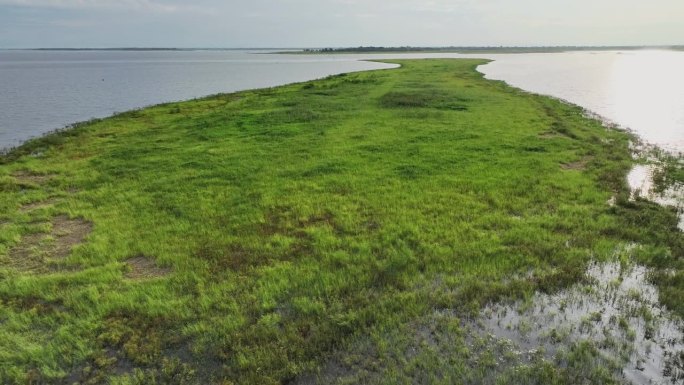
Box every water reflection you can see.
[0,50,396,150]
[476,260,684,384]
[478,51,683,154]
[475,50,684,228]
[608,51,684,154]
[627,164,683,231]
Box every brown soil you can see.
[7,215,93,272]
[11,170,55,185]
[539,131,562,139]
[561,156,593,171]
[8,232,49,272]
[124,256,172,279]
[51,215,93,258]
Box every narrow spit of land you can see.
[0,60,681,385]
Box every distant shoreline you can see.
[278,45,684,54]
[0,45,682,53]
[0,47,292,52]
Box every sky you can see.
[1,0,683,48]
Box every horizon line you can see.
[1,44,683,51]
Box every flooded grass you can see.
[475,258,684,384]
[628,142,684,231]
[294,256,684,385]
[628,164,683,231]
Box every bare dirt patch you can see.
[19,197,60,213]
[561,156,593,171]
[261,208,340,237]
[539,131,562,139]
[7,215,93,272]
[51,215,93,258]
[124,256,172,280]
[4,295,66,315]
[8,232,50,272]
[11,171,55,185]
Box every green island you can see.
[0,59,682,384]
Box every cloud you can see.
[1,0,683,47]
[0,0,209,13]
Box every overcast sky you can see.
[1,0,683,48]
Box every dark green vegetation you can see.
[652,151,684,194]
[0,59,682,384]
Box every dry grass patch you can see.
[51,215,93,258]
[539,131,562,139]
[7,231,50,272]
[11,170,55,185]
[6,215,92,272]
[124,256,172,280]
[561,156,593,171]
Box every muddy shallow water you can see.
[474,259,684,384]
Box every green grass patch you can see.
[0,59,681,384]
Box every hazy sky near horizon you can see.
[1,0,683,48]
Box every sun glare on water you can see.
[609,50,684,153]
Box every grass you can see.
[0,59,681,384]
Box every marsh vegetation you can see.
[0,59,682,384]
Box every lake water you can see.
[306,50,684,229]
[2,49,683,155]
[468,50,684,230]
[0,50,395,150]
[1,49,683,225]
[311,50,684,154]
[479,50,684,155]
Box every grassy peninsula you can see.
[0,59,682,384]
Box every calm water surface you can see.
[2,49,682,154]
[323,50,684,228]
[478,50,683,229]
[0,50,394,150]
[322,50,684,154]
[480,50,684,154]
